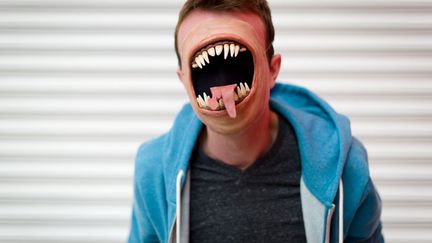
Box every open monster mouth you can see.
[191,40,254,118]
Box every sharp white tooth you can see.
[196,97,202,107]
[215,45,223,56]
[237,86,243,99]
[204,92,210,107]
[234,45,240,57]
[244,82,250,92]
[240,46,247,52]
[230,43,235,57]
[192,63,198,69]
[240,83,247,98]
[195,57,202,69]
[197,95,205,107]
[208,47,216,56]
[202,51,210,64]
[240,83,246,97]
[224,44,229,59]
[198,55,206,66]
[219,99,225,108]
[202,96,208,107]
[203,92,210,107]
[234,92,239,102]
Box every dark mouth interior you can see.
[192,50,254,97]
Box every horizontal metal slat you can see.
[0,118,429,140]
[0,183,132,200]
[0,225,126,243]
[0,204,129,221]
[3,33,431,52]
[364,140,432,160]
[1,12,431,28]
[0,161,133,179]
[1,55,431,73]
[371,163,432,182]
[0,97,184,114]
[0,77,431,96]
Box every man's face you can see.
[176,9,281,134]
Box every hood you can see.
[163,82,352,206]
[270,83,352,206]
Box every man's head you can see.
[175,0,275,68]
[175,0,281,134]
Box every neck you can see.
[200,109,279,170]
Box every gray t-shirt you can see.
[189,116,306,243]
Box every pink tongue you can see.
[209,84,237,118]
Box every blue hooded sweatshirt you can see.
[128,83,384,243]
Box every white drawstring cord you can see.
[175,170,342,243]
[176,170,184,243]
[339,179,344,243]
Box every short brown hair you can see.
[174,0,275,67]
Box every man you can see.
[128,0,384,242]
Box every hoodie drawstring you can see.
[339,179,344,243]
[176,170,184,243]
[175,170,343,243]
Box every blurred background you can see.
[0,0,431,242]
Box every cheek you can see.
[253,55,272,89]
[181,68,193,90]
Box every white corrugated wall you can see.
[0,0,431,242]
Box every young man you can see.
[128,0,384,242]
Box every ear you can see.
[269,54,282,88]
[176,68,185,85]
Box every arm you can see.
[128,141,164,243]
[345,178,384,243]
[128,180,160,243]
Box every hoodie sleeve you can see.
[128,141,165,243]
[345,178,384,243]
[128,183,159,243]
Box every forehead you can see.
[177,9,266,48]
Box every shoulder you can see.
[344,139,383,240]
[342,137,371,198]
[134,134,169,184]
[135,135,167,166]
[342,137,382,233]
[346,137,369,172]
[133,103,198,179]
